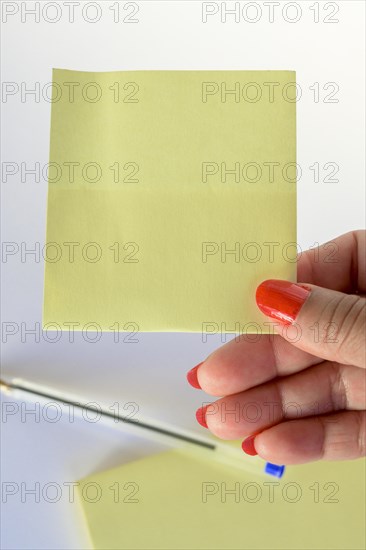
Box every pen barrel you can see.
[2,382,284,478]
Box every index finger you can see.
[193,333,321,396]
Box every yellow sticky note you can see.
[44,70,296,332]
[78,449,366,550]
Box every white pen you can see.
[1,377,285,478]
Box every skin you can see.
[195,230,366,464]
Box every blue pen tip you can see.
[265,462,285,478]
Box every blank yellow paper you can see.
[78,449,366,550]
[44,70,296,332]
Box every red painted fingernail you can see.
[196,405,209,428]
[242,435,258,456]
[187,363,203,389]
[256,279,311,325]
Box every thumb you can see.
[256,279,366,368]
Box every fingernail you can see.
[187,363,203,389]
[242,435,258,456]
[256,279,311,325]
[195,405,209,428]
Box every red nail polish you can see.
[196,405,209,428]
[242,435,258,456]
[187,363,203,389]
[256,279,310,325]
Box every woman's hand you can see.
[187,230,366,465]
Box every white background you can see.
[1,1,365,548]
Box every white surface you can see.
[1,1,365,548]
[0,389,170,550]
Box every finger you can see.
[200,361,366,440]
[256,280,366,368]
[297,230,366,293]
[253,411,366,464]
[194,334,321,396]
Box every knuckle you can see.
[337,297,366,364]
[357,412,366,458]
[328,362,349,410]
[324,295,365,364]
